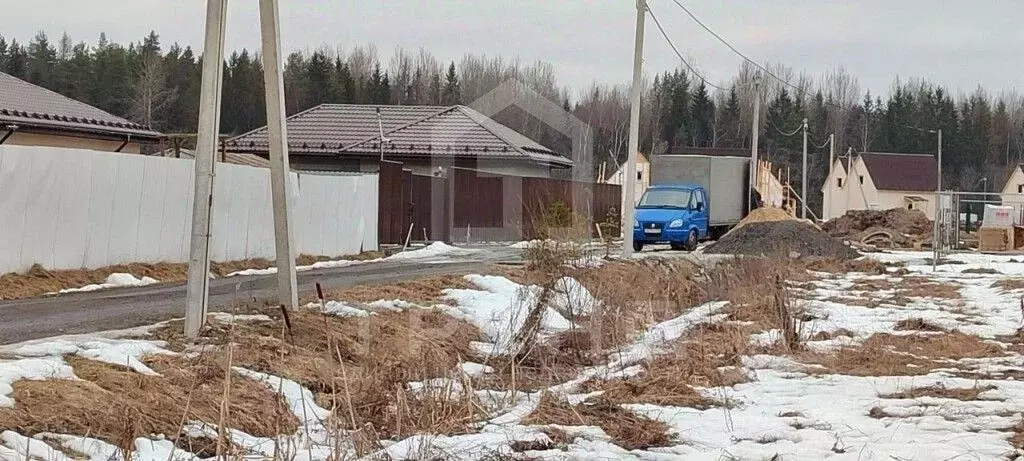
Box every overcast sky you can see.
[5,1,1023,100]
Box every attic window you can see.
[1018,185,1024,194]
[859,175,864,185]
[637,171,643,181]
[837,178,844,188]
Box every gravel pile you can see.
[705,220,857,260]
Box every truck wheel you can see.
[633,241,644,252]
[684,229,698,251]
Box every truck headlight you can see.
[669,219,684,228]
[634,219,640,229]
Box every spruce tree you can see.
[442,62,460,105]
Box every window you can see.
[837,178,844,188]
[859,175,865,185]
[638,189,692,209]
[637,171,643,181]
[1018,184,1023,194]
[694,190,706,210]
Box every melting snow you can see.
[56,273,158,294]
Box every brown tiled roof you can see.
[0,71,162,141]
[224,104,571,167]
[859,152,938,191]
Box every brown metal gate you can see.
[378,161,410,244]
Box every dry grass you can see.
[802,332,1004,377]
[894,318,948,332]
[524,393,672,450]
[992,278,1024,292]
[706,259,805,352]
[880,384,998,401]
[586,323,751,409]
[0,262,189,300]
[811,328,856,341]
[849,278,894,292]
[0,252,385,300]
[806,258,889,275]
[149,306,485,442]
[319,274,473,306]
[0,354,297,455]
[575,259,705,351]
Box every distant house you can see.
[224,104,572,178]
[998,164,1024,224]
[0,71,162,153]
[602,152,650,208]
[822,152,938,220]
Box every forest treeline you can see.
[2,30,1020,211]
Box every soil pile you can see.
[706,220,857,260]
[823,209,932,238]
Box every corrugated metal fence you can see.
[0,145,378,273]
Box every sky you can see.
[4,0,1023,100]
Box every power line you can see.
[646,6,728,92]
[771,120,803,137]
[667,0,809,96]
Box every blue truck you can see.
[633,153,752,252]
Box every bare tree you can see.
[129,55,176,129]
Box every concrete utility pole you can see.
[621,0,646,259]
[937,129,943,193]
[749,81,761,212]
[260,0,298,309]
[801,117,808,219]
[184,0,228,339]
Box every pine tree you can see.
[690,81,715,147]
[442,62,460,105]
[27,32,57,88]
[305,50,331,106]
[6,39,28,79]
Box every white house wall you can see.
[821,156,937,220]
[1000,167,1024,224]
[0,145,378,273]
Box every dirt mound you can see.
[823,208,932,238]
[706,220,856,259]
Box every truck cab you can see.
[633,184,709,252]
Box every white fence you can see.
[0,146,378,273]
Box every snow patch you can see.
[57,273,158,294]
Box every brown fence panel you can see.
[378,160,406,244]
[452,169,504,228]
[591,182,622,237]
[520,178,621,240]
[410,174,450,242]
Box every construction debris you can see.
[822,209,932,249]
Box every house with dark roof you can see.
[822,152,939,220]
[223,104,572,177]
[0,71,162,153]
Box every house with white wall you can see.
[998,164,1024,224]
[603,152,650,211]
[822,152,938,220]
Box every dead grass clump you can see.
[895,278,961,301]
[0,262,189,300]
[850,278,894,292]
[583,323,751,409]
[992,278,1024,292]
[811,329,856,341]
[803,332,1004,377]
[574,259,705,351]
[881,384,998,401]
[807,258,888,275]
[894,318,948,332]
[297,251,385,266]
[524,393,672,450]
[150,307,485,441]
[962,268,1000,275]
[322,274,473,306]
[0,354,297,453]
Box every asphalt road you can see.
[0,248,520,345]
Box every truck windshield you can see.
[638,189,691,209]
